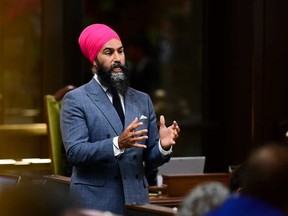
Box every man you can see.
[60,24,180,215]
[205,143,288,216]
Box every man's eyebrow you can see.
[103,46,123,51]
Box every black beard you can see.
[96,60,130,96]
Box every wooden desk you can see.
[41,174,231,211]
[162,173,231,197]
[149,184,168,200]
[42,175,232,214]
[150,196,183,207]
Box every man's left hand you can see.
[159,115,180,150]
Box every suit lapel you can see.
[124,89,140,127]
[85,79,124,135]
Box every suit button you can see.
[114,176,119,180]
[133,155,137,159]
[135,174,139,179]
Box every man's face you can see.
[95,39,130,95]
[96,38,125,71]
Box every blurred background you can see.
[0,0,288,177]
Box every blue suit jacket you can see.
[60,78,170,214]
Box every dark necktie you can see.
[111,90,125,126]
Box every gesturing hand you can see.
[118,117,148,149]
[159,115,180,150]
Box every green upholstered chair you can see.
[44,85,75,176]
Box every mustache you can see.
[111,62,128,71]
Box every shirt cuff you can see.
[158,140,173,156]
[113,136,125,156]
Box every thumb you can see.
[159,115,165,128]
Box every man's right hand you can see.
[118,117,148,149]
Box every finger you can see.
[132,135,148,142]
[130,136,148,145]
[127,118,144,132]
[172,121,177,128]
[126,117,139,131]
[174,131,179,139]
[173,121,180,133]
[133,129,148,137]
[131,143,147,148]
[169,140,176,145]
[128,123,144,134]
[160,115,165,128]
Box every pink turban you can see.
[78,24,121,63]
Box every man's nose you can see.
[112,52,121,62]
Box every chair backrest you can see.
[44,85,75,176]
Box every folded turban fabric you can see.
[78,24,121,63]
